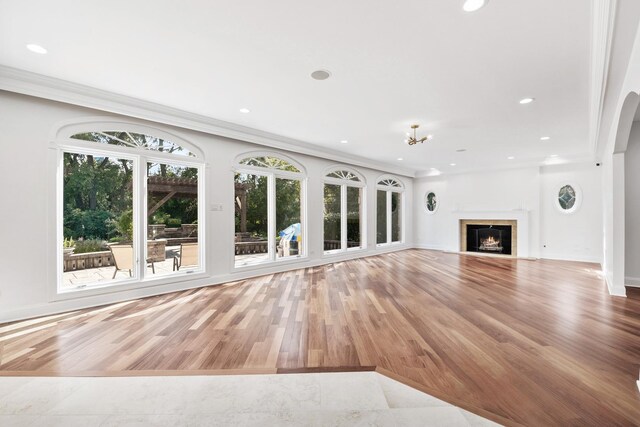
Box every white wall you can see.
[539,163,602,263]
[600,12,640,296]
[414,168,540,256]
[414,164,603,263]
[624,122,640,285]
[0,91,414,322]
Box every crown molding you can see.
[589,0,617,154]
[0,65,416,178]
[413,154,596,179]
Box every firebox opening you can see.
[466,224,512,256]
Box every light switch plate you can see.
[210,204,223,211]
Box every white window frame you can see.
[323,167,367,255]
[376,175,405,246]
[233,151,307,269]
[54,123,206,296]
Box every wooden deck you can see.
[1,249,639,426]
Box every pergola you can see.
[147,176,249,233]
[147,176,197,217]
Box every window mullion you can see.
[136,155,145,279]
[341,184,348,251]
[268,174,276,262]
[386,191,392,244]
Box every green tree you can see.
[63,153,132,240]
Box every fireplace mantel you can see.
[452,209,530,258]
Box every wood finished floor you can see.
[1,249,639,426]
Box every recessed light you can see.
[340,140,348,144]
[239,108,251,113]
[540,136,550,141]
[456,148,467,152]
[450,163,457,166]
[397,157,403,161]
[519,98,535,104]
[26,44,47,54]
[311,69,331,80]
[507,156,515,160]
[463,0,488,12]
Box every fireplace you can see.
[459,220,517,257]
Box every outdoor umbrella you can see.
[279,223,302,242]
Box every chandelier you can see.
[405,124,432,146]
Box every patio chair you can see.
[110,244,156,279]
[173,242,198,271]
[110,244,134,279]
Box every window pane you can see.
[347,186,362,248]
[326,170,360,181]
[392,192,401,242]
[558,185,576,210]
[276,178,302,259]
[377,190,387,244]
[378,178,401,187]
[71,131,195,157]
[238,156,300,173]
[147,162,199,276]
[62,152,134,290]
[324,184,341,251]
[235,173,269,266]
[426,192,437,212]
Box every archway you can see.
[624,102,640,288]
[609,92,640,296]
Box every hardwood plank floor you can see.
[1,250,639,426]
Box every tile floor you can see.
[0,372,500,426]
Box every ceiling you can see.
[0,0,592,175]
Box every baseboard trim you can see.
[0,245,414,324]
[624,276,640,287]
[444,250,536,261]
[539,253,602,264]
[606,273,627,297]
[413,243,446,251]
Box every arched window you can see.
[377,177,403,188]
[323,167,366,254]
[325,169,361,181]
[57,123,204,293]
[234,152,306,267]
[238,155,300,172]
[376,175,405,245]
[70,131,197,157]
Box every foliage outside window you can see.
[71,131,196,157]
[323,169,364,253]
[60,129,203,292]
[425,191,437,213]
[238,156,300,173]
[234,154,305,267]
[377,177,404,245]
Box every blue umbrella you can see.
[279,223,302,241]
